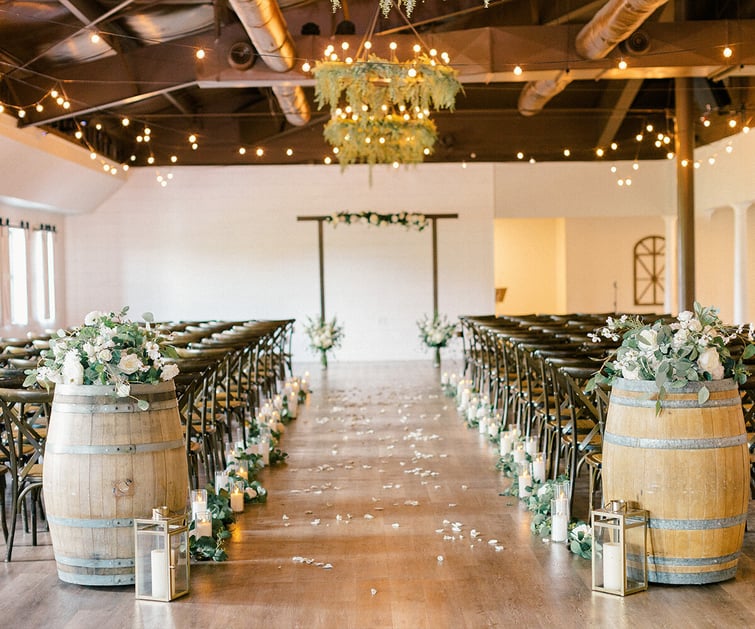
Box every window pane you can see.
[9,227,28,325]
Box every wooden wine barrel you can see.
[43,381,188,586]
[602,378,749,584]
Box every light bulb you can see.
[147,156,155,164]
[239,147,246,155]
[286,148,293,156]
[596,148,604,157]
[341,42,349,51]
[563,148,571,157]
[90,152,97,160]
[171,155,177,163]
[196,49,206,60]
[636,133,643,142]
[618,58,628,70]
[723,46,733,58]
[364,41,372,50]
[632,162,639,171]
[122,117,130,126]
[324,156,332,164]
[35,103,44,112]
[189,134,197,143]
[408,68,417,78]
[256,147,264,157]
[302,61,311,72]
[516,152,524,160]
[513,65,522,76]
[144,127,151,135]
[728,118,737,128]
[413,44,421,53]
[610,142,618,150]
[389,42,397,51]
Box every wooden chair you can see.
[0,387,53,561]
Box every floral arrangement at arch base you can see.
[303,315,345,368]
[417,312,457,367]
[586,302,755,411]
[24,306,179,409]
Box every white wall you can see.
[62,163,495,362]
[2,116,754,348]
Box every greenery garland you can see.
[325,211,429,231]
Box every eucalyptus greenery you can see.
[568,522,594,560]
[587,302,755,410]
[189,487,234,562]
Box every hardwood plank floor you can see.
[2,360,755,628]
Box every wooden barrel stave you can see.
[602,378,749,585]
[43,381,188,586]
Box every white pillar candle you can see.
[459,388,471,410]
[478,416,488,434]
[230,491,244,513]
[526,436,539,456]
[513,444,526,464]
[151,549,169,599]
[441,371,449,385]
[532,455,546,484]
[500,432,513,455]
[518,472,532,499]
[260,438,270,465]
[488,421,498,438]
[191,499,207,520]
[288,392,298,418]
[602,542,624,591]
[194,514,212,539]
[551,513,568,542]
[301,377,310,393]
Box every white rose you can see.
[621,364,641,380]
[671,328,689,350]
[62,350,84,385]
[145,341,161,361]
[97,348,112,363]
[245,487,257,499]
[160,363,180,381]
[678,310,694,323]
[636,328,659,353]
[118,353,142,375]
[84,310,103,326]
[697,347,725,380]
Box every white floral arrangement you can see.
[587,302,755,406]
[325,211,428,231]
[303,315,344,368]
[25,307,179,404]
[417,313,457,348]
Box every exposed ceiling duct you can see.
[575,0,669,60]
[228,0,310,126]
[517,71,573,117]
[517,0,669,116]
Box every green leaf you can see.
[743,344,755,360]
[136,399,150,411]
[142,311,154,323]
[697,385,710,405]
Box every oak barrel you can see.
[43,381,188,586]
[602,378,749,584]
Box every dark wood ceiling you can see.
[0,0,753,167]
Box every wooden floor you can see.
[2,361,755,628]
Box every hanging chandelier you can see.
[312,46,462,168]
[310,3,462,169]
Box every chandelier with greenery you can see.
[312,26,462,169]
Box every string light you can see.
[723,46,733,58]
[513,65,523,76]
[196,49,206,60]
[617,58,628,70]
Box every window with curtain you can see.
[34,227,56,322]
[8,225,29,325]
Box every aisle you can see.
[2,361,755,628]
